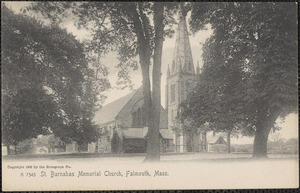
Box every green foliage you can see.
[36,134,63,149]
[190,2,297,121]
[2,6,104,148]
[182,2,297,157]
[27,1,181,160]
[14,134,67,154]
[27,2,178,88]
[16,138,36,154]
[2,87,59,146]
[181,2,297,130]
[26,2,182,160]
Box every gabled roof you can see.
[121,127,174,140]
[94,86,168,127]
[159,129,173,139]
[207,134,227,144]
[93,90,137,125]
[215,137,227,144]
[122,128,148,139]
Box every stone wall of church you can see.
[167,74,196,128]
[117,87,144,128]
[167,73,198,153]
[116,87,168,129]
[167,75,180,128]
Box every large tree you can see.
[2,5,104,154]
[181,2,297,157]
[179,23,245,153]
[28,2,179,161]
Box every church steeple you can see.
[171,7,195,75]
[166,5,202,153]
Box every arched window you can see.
[132,106,147,127]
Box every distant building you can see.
[90,86,174,153]
[206,132,228,152]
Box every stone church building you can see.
[87,10,226,154]
[165,10,202,153]
[88,86,174,153]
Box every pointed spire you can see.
[171,6,195,75]
[196,60,201,74]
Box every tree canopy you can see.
[26,2,181,161]
[2,5,105,152]
[180,2,297,157]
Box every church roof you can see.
[93,86,167,128]
[159,129,173,139]
[122,127,173,139]
[207,134,227,145]
[122,127,148,139]
[93,90,138,125]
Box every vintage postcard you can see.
[2,1,298,191]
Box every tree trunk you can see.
[6,145,10,155]
[14,145,17,155]
[130,2,164,161]
[144,3,164,162]
[202,130,207,152]
[252,126,271,158]
[252,110,280,158]
[138,31,152,160]
[227,130,231,153]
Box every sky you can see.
[5,2,299,142]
